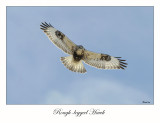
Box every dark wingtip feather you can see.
[120,66,125,70]
[120,62,128,65]
[40,27,45,30]
[118,59,126,62]
[40,22,53,30]
[120,64,127,68]
[115,57,128,70]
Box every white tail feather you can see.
[60,55,86,73]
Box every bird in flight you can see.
[40,22,127,73]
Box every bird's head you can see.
[77,45,85,50]
[75,45,85,55]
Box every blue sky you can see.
[7,7,153,104]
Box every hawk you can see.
[40,22,127,73]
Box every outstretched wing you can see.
[83,50,127,69]
[40,22,77,55]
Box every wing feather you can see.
[40,22,76,55]
[83,50,127,70]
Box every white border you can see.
[0,0,160,122]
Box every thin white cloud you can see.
[44,77,151,105]
[44,90,76,104]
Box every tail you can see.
[60,55,86,73]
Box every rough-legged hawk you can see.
[40,22,127,73]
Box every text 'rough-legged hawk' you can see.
[40,22,127,73]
